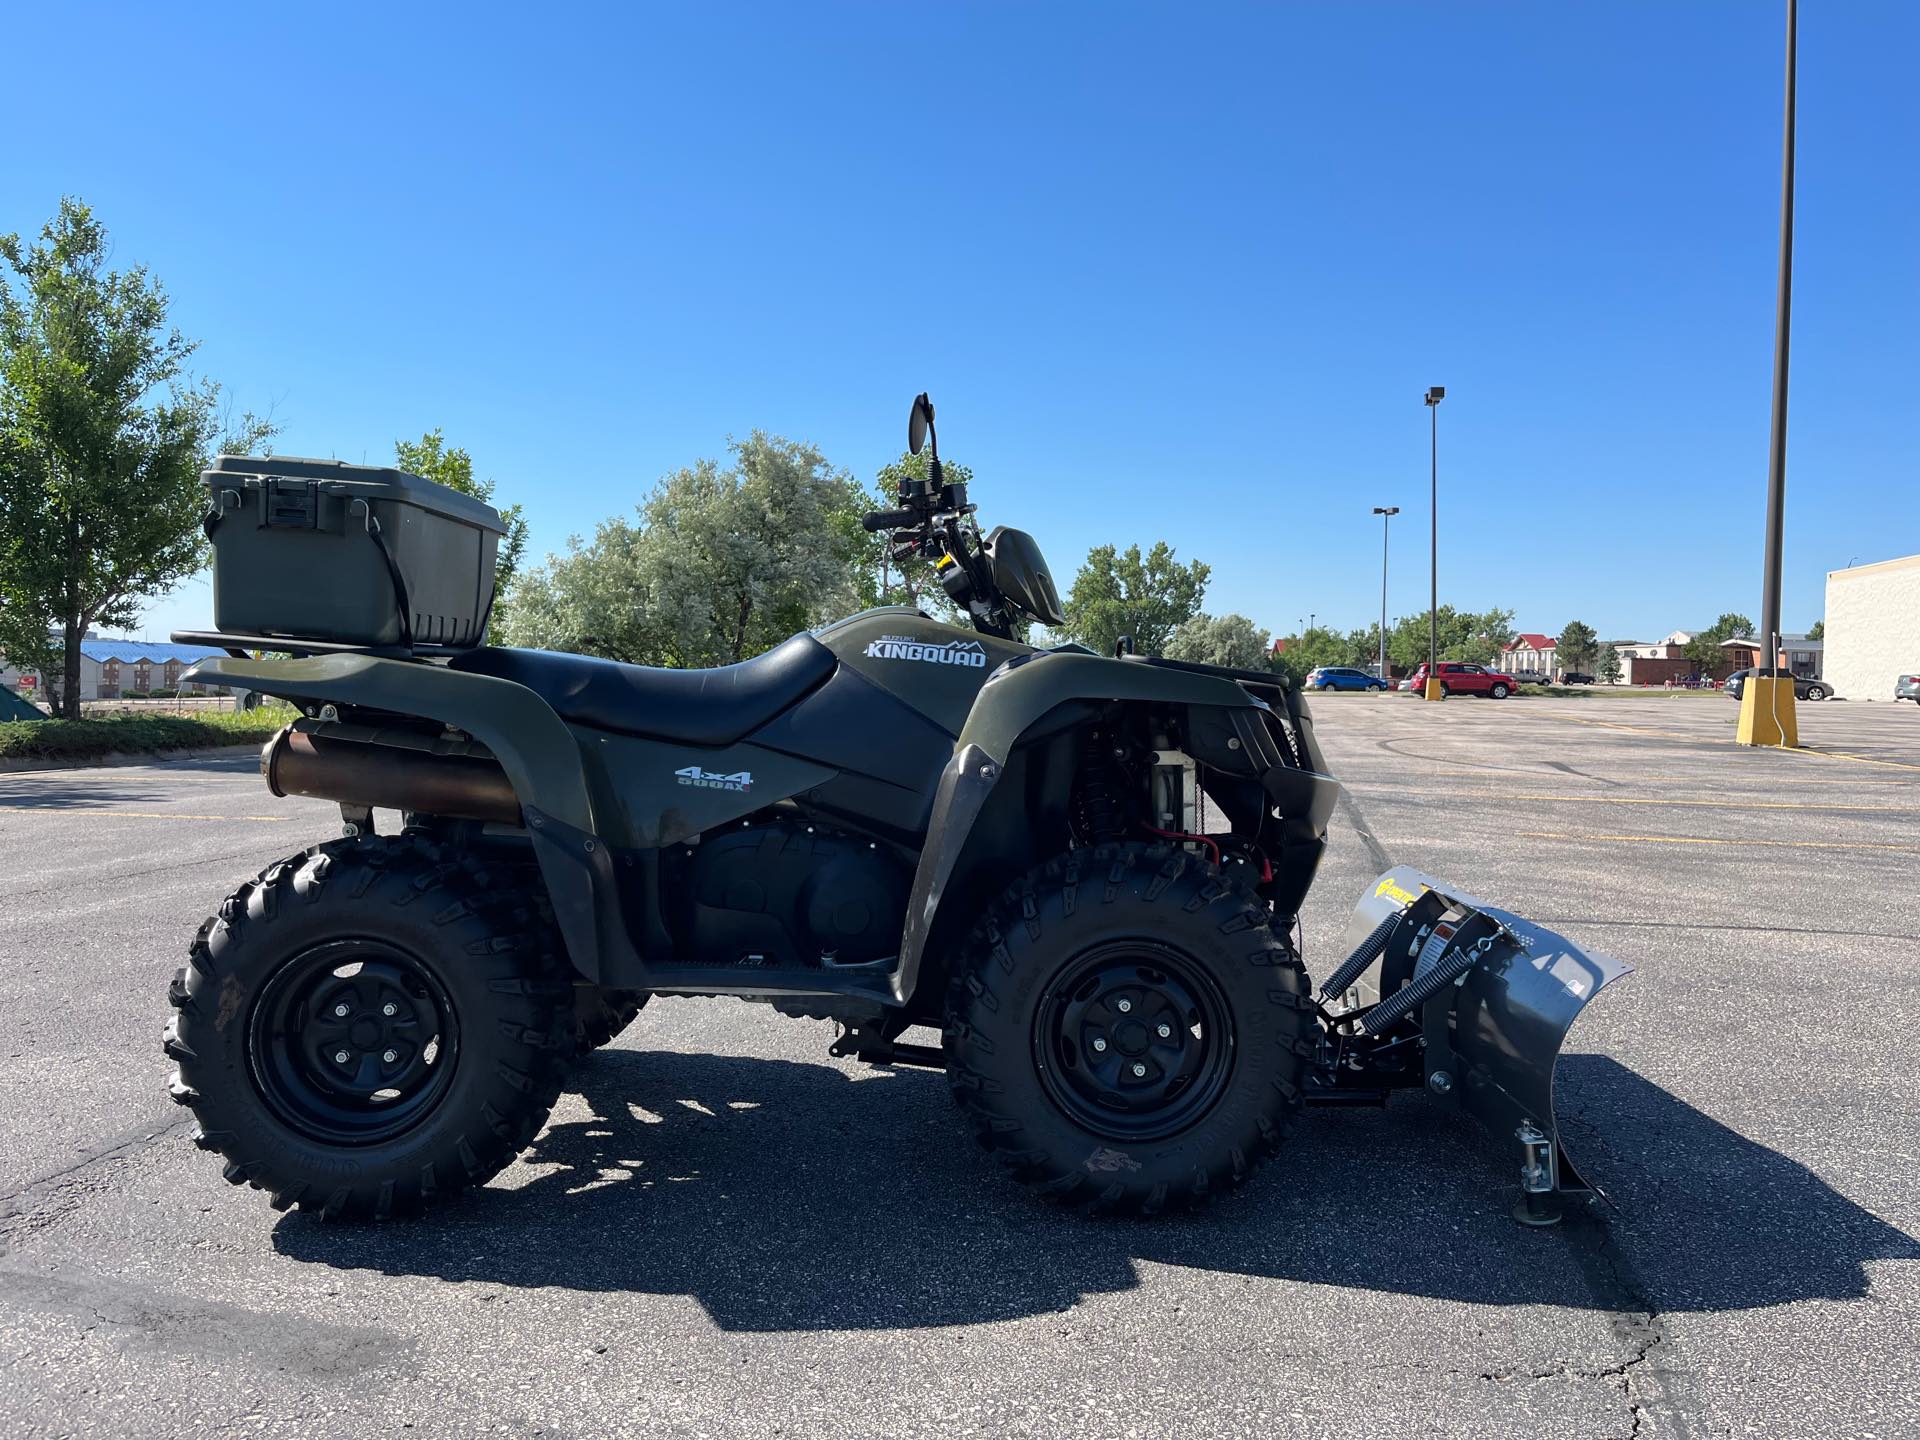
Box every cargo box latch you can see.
[264,477,318,529]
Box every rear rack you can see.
[170,629,472,662]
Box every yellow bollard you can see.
[1735,675,1798,747]
[1425,677,1445,702]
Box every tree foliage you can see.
[1164,612,1271,670]
[1805,619,1824,641]
[1061,541,1209,657]
[1597,643,1622,683]
[1557,619,1598,674]
[501,433,869,666]
[1683,613,1755,677]
[393,430,528,630]
[1268,625,1352,686]
[0,199,271,716]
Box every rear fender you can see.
[891,651,1338,1005]
[184,654,628,982]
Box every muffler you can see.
[1326,865,1632,1223]
[261,719,523,826]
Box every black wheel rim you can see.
[249,939,460,1145]
[1032,941,1236,1142]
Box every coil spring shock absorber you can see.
[1072,731,1128,842]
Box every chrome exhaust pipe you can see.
[261,721,522,826]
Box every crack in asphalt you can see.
[1333,786,1680,1438]
[0,1114,189,1254]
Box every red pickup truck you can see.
[1405,661,1518,699]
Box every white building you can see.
[0,637,228,704]
[1502,633,1557,676]
[1825,553,1920,701]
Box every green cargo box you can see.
[203,456,505,649]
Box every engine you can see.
[665,819,911,970]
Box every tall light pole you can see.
[1741,0,1799,747]
[1372,506,1399,681]
[1424,387,1445,700]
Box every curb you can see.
[0,743,263,776]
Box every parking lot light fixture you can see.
[1423,388,1445,701]
[1372,506,1399,683]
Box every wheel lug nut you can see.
[382,1003,397,1017]
[1157,1023,1172,1038]
[1131,1062,1147,1078]
[1091,1038,1108,1053]
[333,1003,350,1018]
[333,1050,350,1064]
[382,1049,398,1063]
[1116,999,1132,1013]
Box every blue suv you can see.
[1305,666,1390,692]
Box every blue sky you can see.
[4,2,1915,646]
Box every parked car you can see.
[1724,669,1830,702]
[1559,672,1595,686]
[1305,665,1389,692]
[1895,672,1920,704]
[1506,669,1550,687]
[1404,662,1519,699]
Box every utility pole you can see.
[1740,0,1799,746]
[1424,388,1445,700]
[1373,506,1399,682]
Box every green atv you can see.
[166,394,1628,1222]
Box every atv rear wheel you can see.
[573,985,648,1056]
[944,842,1311,1215]
[165,835,570,1219]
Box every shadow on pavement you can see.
[273,1050,1915,1332]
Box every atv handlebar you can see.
[862,508,920,532]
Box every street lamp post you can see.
[1372,506,1399,682]
[1740,0,1799,747]
[1424,387,1445,700]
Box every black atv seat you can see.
[448,633,837,747]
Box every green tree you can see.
[1557,619,1599,674]
[1269,625,1359,686]
[393,430,528,630]
[1061,541,1209,657]
[0,199,272,717]
[502,432,868,666]
[1598,643,1622,684]
[1805,619,1824,641]
[1164,612,1271,669]
[1384,606,1516,671]
[1683,613,1754,678]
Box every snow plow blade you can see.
[1329,865,1633,1221]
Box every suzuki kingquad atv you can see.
[167,395,1627,1223]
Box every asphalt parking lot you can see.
[2,693,1916,1439]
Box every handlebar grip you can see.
[862,508,919,532]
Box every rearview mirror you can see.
[908,392,934,456]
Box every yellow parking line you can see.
[1782,746,1920,774]
[1509,709,1920,772]
[1517,829,1920,853]
[0,806,288,822]
[1503,793,1908,812]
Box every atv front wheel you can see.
[944,843,1311,1214]
[165,836,570,1219]
[573,985,648,1056]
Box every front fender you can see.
[891,652,1279,1004]
[185,654,626,981]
